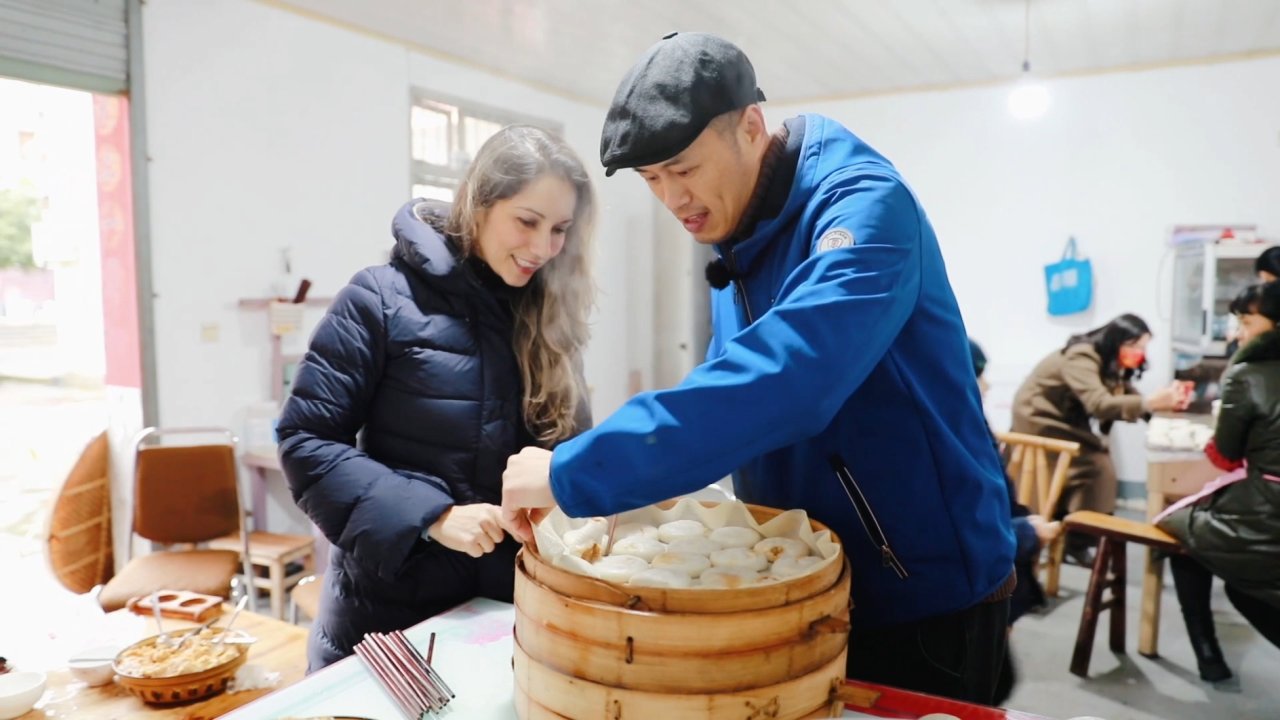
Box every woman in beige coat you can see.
[1011,314,1185,530]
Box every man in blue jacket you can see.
[502,32,1015,703]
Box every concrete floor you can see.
[1005,535,1280,720]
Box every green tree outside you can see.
[0,188,43,269]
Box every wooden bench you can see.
[1062,510,1183,678]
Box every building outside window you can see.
[410,91,560,202]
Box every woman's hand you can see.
[1144,383,1182,412]
[427,504,508,558]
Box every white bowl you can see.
[0,671,47,719]
[69,645,121,687]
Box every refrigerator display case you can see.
[1171,238,1272,357]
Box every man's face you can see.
[634,113,761,244]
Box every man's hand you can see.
[501,447,557,543]
[427,504,507,558]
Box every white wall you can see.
[770,56,1280,481]
[140,0,652,532]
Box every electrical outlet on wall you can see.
[200,322,220,343]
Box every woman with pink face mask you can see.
[1010,315,1187,562]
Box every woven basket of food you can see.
[112,628,248,704]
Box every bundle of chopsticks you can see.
[354,630,453,718]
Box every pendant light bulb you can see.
[1008,1,1050,120]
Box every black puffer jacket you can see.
[278,199,536,576]
[277,200,589,667]
[1159,329,1280,609]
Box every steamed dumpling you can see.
[667,536,723,555]
[628,568,693,588]
[699,567,762,589]
[658,519,708,543]
[613,523,659,542]
[593,554,651,584]
[562,518,607,548]
[709,526,762,549]
[651,551,712,578]
[709,547,769,572]
[610,535,667,562]
[771,555,823,579]
[754,537,809,563]
[563,518,608,559]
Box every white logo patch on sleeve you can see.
[816,228,854,252]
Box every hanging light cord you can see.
[1022,0,1032,73]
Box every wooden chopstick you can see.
[355,630,453,718]
[354,641,421,719]
[372,638,435,714]
[374,633,443,711]
[394,630,454,699]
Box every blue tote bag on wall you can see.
[1044,236,1093,316]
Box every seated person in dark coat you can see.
[1158,282,1280,683]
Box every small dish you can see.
[0,671,47,720]
[69,645,122,687]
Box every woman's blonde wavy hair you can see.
[447,125,595,443]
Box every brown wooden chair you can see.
[97,428,256,613]
[44,431,113,594]
[996,431,1082,597]
[1062,510,1183,678]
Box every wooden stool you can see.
[1063,511,1183,678]
[210,531,315,619]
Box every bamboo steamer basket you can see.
[513,643,848,720]
[514,502,851,719]
[522,502,844,614]
[515,554,851,693]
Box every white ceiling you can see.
[272,0,1280,105]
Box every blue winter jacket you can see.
[551,114,1014,629]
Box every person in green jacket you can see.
[1157,282,1280,683]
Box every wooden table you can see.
[18,607,309,720]
[1138,449,1219,657]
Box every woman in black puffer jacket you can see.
[277,126,595,670]
[1158,282,1280,683]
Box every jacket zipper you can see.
[829,456,908,579]
[725,250,756,325]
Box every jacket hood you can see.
[390,199,468,293]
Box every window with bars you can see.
[410,90,562,202]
